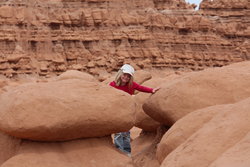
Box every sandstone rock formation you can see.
[143,61,250,126]
[56,69,96,81]
[156,105,222,163]
[134,71,182,131]
[1,137,133,167]
[134,93,160,132]
[131,125,169,167]
[131,132,160,167]
[0,79,135,141]
[159,97,250,167]
[0,0,249,166]
[0,0,248,78]
[0,79,8,94]
[0,132,21,166]
[133,70,152,85]
[208,132,250,167]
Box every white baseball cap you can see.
[120,64,135,76]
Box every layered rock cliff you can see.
[0,0,249,77]
[200,0,250,60]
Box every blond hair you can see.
[115,70,134,88]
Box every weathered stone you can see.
[0,0,248,76]
[156,106,219,163]
[208,132,250,167]
[0,79,135,141]
[131,132,160,167]
[1,137,133,167]
[56,70,96,82]
[143,61,250,126]
[160,97,250,167]
[0,132,21,166]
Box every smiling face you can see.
[120,73,131,85]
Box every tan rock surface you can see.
[0,80,8,88]
[0,132,21,166]
[160,97,250,167]
[0,79,135,141]
[156,105,221,163]
[131,131,160,167]
[56,70,96,82]
[0,79,8,94]
[133,72,175,131]
[131,131,156,157]
[134,70,184,131]
[133,70,152,85]
[134,93,160,132]
[143,61,250,126]
[208,132,250,167]
[1,137,133,167]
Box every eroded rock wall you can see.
[0,0,249,77]
[200,0,250,60]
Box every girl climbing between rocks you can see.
[109,64,160,155]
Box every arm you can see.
[133,82,160,94]
[133,82,153,93]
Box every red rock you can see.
[131,131,160,167]
[156,105,220,163]
[208,132,250,167]
[160,97,250,167]
[0,132,21,166]
[0,79,135,141]
[143,61,250,126]
[133,70,152,84]
[135,71,182,131]
[0,0,248,76]
[134,93,160,132]
[1,137,133,167]
[56,70,96,81]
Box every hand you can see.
[152,87,160,93]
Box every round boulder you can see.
[143,61,250,126]
[0,79,135,141]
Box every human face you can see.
[120,73,131,85]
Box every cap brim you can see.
[122,70,133,76]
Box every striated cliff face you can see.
[200,0,250,59]
[0,0,249,77]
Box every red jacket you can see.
[109,81,153,95]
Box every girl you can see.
[109,64,160,155]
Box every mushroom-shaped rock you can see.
[143,61,250,126]
[135,73,182,132]
[160,97,250,167]
[0,79,135,141]
[156,105,220,163]
[1,137,133,167]
[56,70,96,82]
